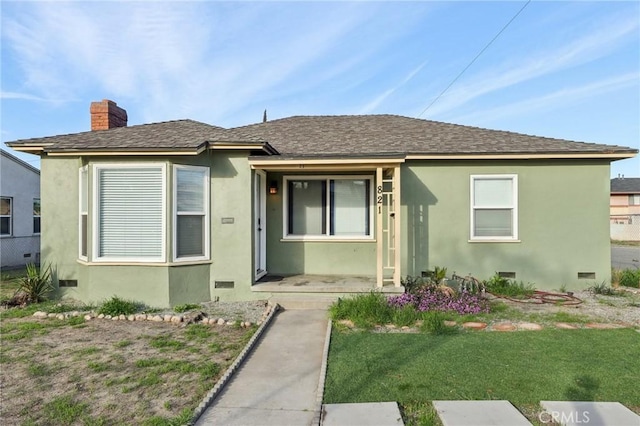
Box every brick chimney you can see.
[90,99,128,131]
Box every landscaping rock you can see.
[33,311,47,318]
[217,318,225,325]
[71,311,80,317]
[462,322,487,330]
[56,314,65,320]
[338,319,355,328]
[170,316,182,324]
[118,314,126,320]
[97,314,105,319]
[151,315,163,322]
[493,323,517,331]
[135,314,147,321]
[443,320,457,327]
[48,313,57,318]
[518,322,543,331]
[555,322,578,329]
[84,314,93,321]
[585,323,623,329]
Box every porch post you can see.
[376,167,383,288]
[393,165,401,287]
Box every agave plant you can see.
[18,263,53,303]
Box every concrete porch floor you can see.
[252,274,405,294]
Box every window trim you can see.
[0,196,12,237]
[79,166,88,261]
[92,163,167,263]
[282,175,374,241]
[172,164,210,262]
[33,198,41,235]
[469,174,518,242]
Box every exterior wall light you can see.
[269,181,278,195]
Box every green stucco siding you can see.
[402,160,611,290]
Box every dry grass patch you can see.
[1,315,256,425]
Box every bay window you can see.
[93,164,166,262]
[284,176,372,239]
[173,165,209,261]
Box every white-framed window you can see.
[173,165,209,261]
[629,194,640,206]
[283,175,373,240]
[93,163,166,262]
[0,197,12,236]
[33,198,41,235]
[470,175,518,241]
[79,166,88,260]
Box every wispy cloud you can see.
[420,12,639,119]
[359,60,428,114]
[451,72,639,125]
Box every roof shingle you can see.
[233,115,637,157]
[611,177,640,193]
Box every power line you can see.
[418,0,532,118]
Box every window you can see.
[284,176,372,239]
[173,165,209,261]
[33,199,41,234]
[94,164,166,262]
[79,167,88,260]
[629,194,640,206]
[0,197,11,236]
[470,175,518,240]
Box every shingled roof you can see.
[6,114,637,159]
[6,119,271,153]
[611,177,640,193]
[234,115,637,158]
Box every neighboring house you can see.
[610,177,640,241]
[0,149,41,269]
[6,99,637,307]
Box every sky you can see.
[1,0,639,178]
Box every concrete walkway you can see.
[195,309,328,426]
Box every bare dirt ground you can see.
[492,287,640,327]
[0,312,260,425]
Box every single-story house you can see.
[6,99,637,307]
[0,149,41,269]
[610,176,640,241]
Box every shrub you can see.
[589,282,620,296]
[619,268,640,288]
[329,292,393,328]
[18,263,53,303]
[484,274,534,298]
[173,303,201,313]
[98,296,141,316]
[401,275,428,294]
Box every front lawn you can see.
[325,329,640,425]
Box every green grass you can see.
[325,328,640,423]
[42,395,90,425]
[611,239,640,247]
[98,296,142,316]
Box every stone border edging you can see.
[312,318,333,426]
[189,303,281,426]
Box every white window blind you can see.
[471,175,517,239]
[97,166,164,260]
[79,167,88,259]
[174,165,209,260]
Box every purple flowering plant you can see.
[388,286,489,315]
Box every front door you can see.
[254,171,267,280]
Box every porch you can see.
[252,274,405,294]
[252,274,404,309]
